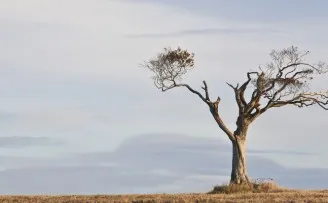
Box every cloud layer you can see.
[0,134,326,194]
[126,28,280,38]
[0,136,62,148]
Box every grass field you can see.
[1,191,328,203]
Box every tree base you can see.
[208,180,281,194]
[230,175,250,185]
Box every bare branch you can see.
[143,47,235,141]
[202,80,210,101]
[226,82,238,90]
[270,91,328,110]
[244,46,328,122]
[143,45,327,142]
[210,109,235,142]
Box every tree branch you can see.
[143,45,328,143]
[202,80,210,101]
[209,102,235,142]
[227,82,245,113]
[173,83,207,103]
[167,82,235,141]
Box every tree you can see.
[142,46,328,185]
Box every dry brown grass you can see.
[1,190,328,203]
[209,179,285,194]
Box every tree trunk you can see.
[230,137,249,184]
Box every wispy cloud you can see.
[0,137,62,148]
[122,0,328,24]
[248,149,317,156]
[0,112,16,122]
[126,28,280,38]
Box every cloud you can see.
[122,0,328,23]
[0,112,16,120]
[0,112,17,128]
[0,137,62,149]
[126,28,280,38]
[0,134,326,194]
[248,149,317,156]
[0,0,224,78]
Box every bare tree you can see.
[142,46,328,185]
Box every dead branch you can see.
[142,47,235,141]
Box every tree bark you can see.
[230,137,249,184]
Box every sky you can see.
[0,0,328,194]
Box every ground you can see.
[1,191,328,203]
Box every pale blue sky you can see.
[0,0,328,194]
